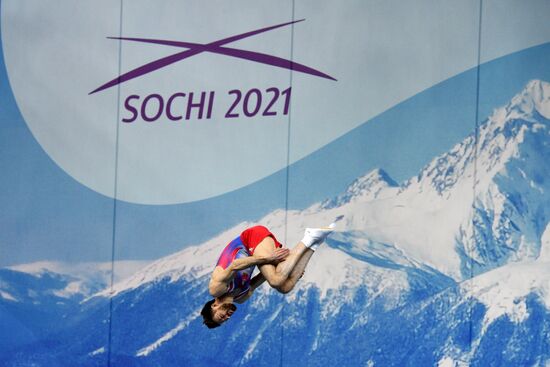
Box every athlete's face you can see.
[211,302,237,324]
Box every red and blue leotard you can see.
[215,226,283,301]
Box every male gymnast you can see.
[201,224,335,328]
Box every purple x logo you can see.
[90,19,336,95]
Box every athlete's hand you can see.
[267,248,290,263]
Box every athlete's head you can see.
[201,298,237,328]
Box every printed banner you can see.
[1,0,550,366]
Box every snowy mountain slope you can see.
[457,80,550,276]
[321,168,398,209]
[93,223,254,298]
[11,214,454,366]
[383,258,550,367]
[463,260,550,335]
[92,198,448,303]
[327,261,550,367]
[58,190,456,366]
[0,268,85,352]
[0,261,149,353]
[8,260,150,299]
[323,80,550,279]
[57,248,450,367]
[57,256,550,366]
[327,226,550,367]
[0,268,79,304]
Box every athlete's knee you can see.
[275,282,294,294]
[275,286,292,294]
[266,274,286,289]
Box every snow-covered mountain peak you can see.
[345,168,398,196]
[499,79,550,122]
[332,80,550,280]
[481,79,549,148]
[322,168,398,209]
[404,80,548,199]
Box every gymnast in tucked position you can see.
[201,224,335,328]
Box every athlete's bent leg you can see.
[254,224,334,293]
[276,248,314,294]
[254,237,309,289]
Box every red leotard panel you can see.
[240,225,283,255]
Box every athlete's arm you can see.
[208,249,288,297]
[234,273,266,304]
[217,248,288,282]
[230,248,288,272]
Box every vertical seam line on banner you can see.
[470,0,483,357]
[107,1,124,366]
[283,1,296,275]
[282,1,296,366]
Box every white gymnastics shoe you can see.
[301,222,336,250]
